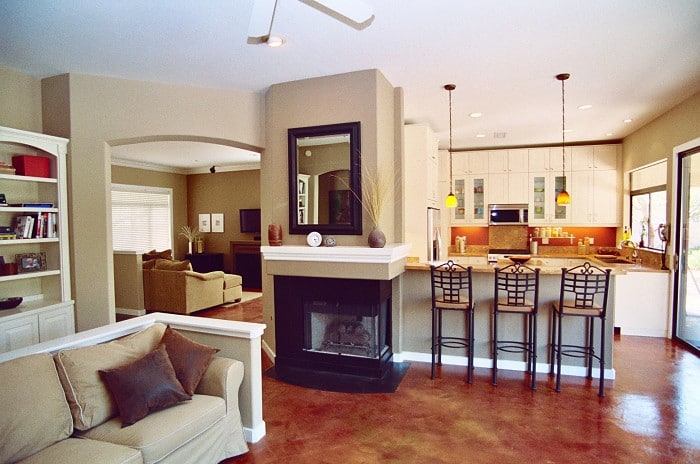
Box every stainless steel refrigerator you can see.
[427,207,441,262]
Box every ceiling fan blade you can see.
[299,0,374,30]
[247,0,278,43]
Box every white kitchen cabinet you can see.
[453,151,489,175]
[0,126,74,354]
[451,176,488,224]
[571,144,619,171]
[529,147,572,173]
[488,171,528,205]
[528,172,570,224]
[489,149,529,173]
[403,124,441,261]
[614,271,670,337]
[570,169,619,225]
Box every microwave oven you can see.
[488,203,528,225]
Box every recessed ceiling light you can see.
[623,118,633,123]
[606,133,613,137]
[563,129,574,133]
[578,104,593,110]
[469,112,482,118]
[266,35,285,47]
[476,134,486,138]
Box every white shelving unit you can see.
[297,174,309,224]
[0,126,74,353]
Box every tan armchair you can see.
[143,259,242,314]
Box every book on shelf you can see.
[8,202,54,208]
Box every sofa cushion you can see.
[142,249,172,261]
[54,323,166,431]
[19,437,143,464]
[100,345,191,426]
[223,273,243,289]
[154,259,192,271]
[0,353,73,463]
[76,394,226,464]
[159,325,219,395]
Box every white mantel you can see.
[261,243,412,280]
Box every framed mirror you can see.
[288,121,362,235]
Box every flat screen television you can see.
[239,208,261,234]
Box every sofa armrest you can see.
[196,356,244,416]
[184,270,225,281]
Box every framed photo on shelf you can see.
[198,214,211,233]
[15,252,47,273]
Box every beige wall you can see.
[41,73,264,331]
[261,69,402,352]
[187,169,261,270]
[622,91,700,172]
[0,66,42,132]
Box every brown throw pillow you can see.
[142,249,173,261]
[154,259,192,271]
[159,325,219,395]
[99,345,191,427]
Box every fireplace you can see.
[274,275,393,383]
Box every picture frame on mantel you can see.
[198,214,211,233]
[212,213,224,233]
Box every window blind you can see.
[112,184,172,252]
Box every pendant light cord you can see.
[561,76,566,177]
[449,86,453,182]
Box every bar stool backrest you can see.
[431,260,473,309]
[494,263,540,310]
[559,262,612,315]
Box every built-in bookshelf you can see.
[0,126,74,353]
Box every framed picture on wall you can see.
[198,214,211,233]
[212,213,224,233]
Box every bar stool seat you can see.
[430,260,474,383]
[550,261,611,397]
[492,262,540,389]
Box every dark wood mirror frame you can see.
[288,121,362,235]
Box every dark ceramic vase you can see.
[367,226,386,248]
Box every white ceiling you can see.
[1,0,699,171]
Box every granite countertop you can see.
[405,254,669,275]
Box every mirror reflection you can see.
[288,122,362,235]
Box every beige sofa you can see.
[142,258,242,314]
[0,314,267,464]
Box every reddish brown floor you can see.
[209,298,699,464]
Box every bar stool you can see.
[492,262,540,389]
[550,262,612,397]
[430,260,474,383]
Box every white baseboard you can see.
[115,307,146,317]
[261,339,275,365]
[244,421,267,443]
[394,351,616,380]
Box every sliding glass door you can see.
[675,147,700,351]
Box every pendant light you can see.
[555,73,571,205]
[444,84,458,208]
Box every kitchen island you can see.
[395,255,668,381]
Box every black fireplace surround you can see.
[273,275,393,383]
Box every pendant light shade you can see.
[555,73,571,206]
[444,84,457,208]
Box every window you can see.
[629,161,666,250]
[112,184,173,251]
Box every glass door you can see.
[675,147,700,351]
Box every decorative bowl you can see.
[0,297,23,310]
[508,255,531,264]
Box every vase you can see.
[368,226,386,248]
[188,241,193,254]
[268,224,283,246]
[196,239,204,254]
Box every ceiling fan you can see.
[247,0,375,44]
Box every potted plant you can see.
[179,225,200,254]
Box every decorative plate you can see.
[306,231,322,247]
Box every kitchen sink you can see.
[596,256,633,264]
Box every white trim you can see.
[245,422,267,443]
[395,351,616,380]
[260,243,411,264]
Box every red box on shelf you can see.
[12,155,51,178]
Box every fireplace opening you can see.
[273,276,405,392]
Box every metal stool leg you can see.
[492,307,498,386]
[555,309,563,393]
[598,317,606,397]
[531,312,537,390]
[430,305,436,379]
